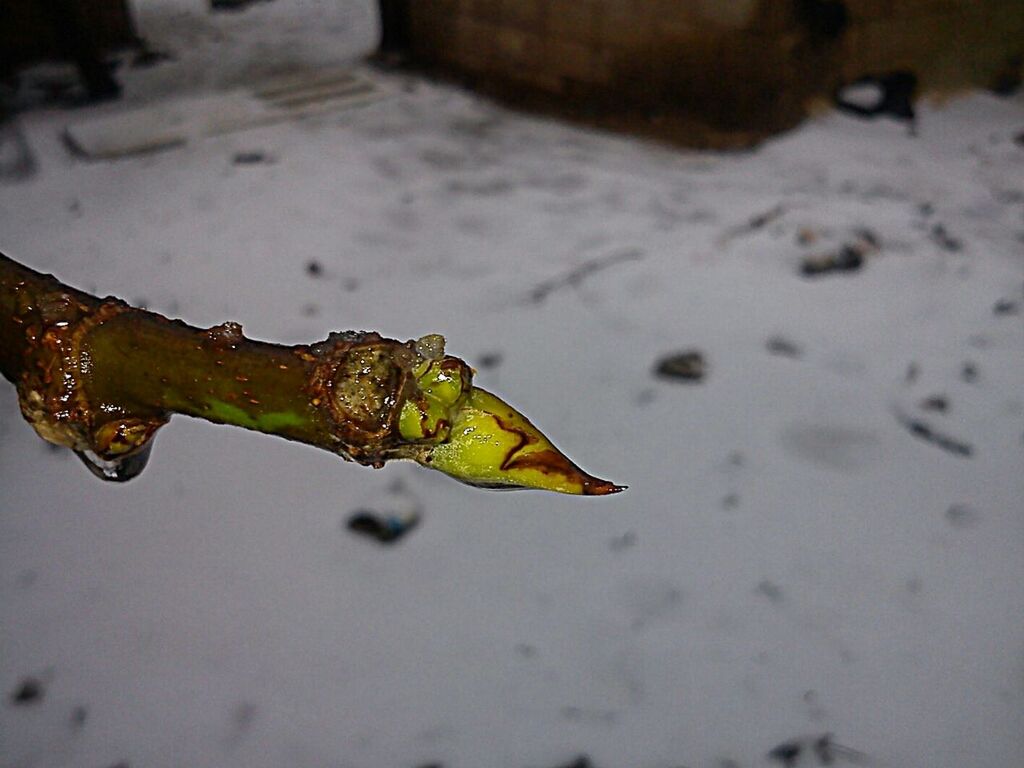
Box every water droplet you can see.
[75,442,153,482]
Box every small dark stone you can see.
[767,739,802,767]
[10,677,43,705]
[346,509,420,545]
[837,243,865,268]
[721,493,740,510]
[800,244,864,277]
[1015,131,1024,148]
[232,151,270,165]
[919,394,948,413]
[654,350,706,382]
[609,531,637,551]
[961,362,979,383]
[993,299,1019,316]
[931,224,962,252]
[306,260,323,277]
[71,705,88,727]
[905,361,920,383]
[554,757,593,768]
[755,579,784,603]
[945,504,980,529]
[766,336,802,358]
[477,352,503,370]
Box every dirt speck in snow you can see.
[9,677,43,705]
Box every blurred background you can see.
[1,2,1022,767]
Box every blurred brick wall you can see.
[406,0,1024,144]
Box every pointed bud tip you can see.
[421,386,626,497]
[585,481,627,496]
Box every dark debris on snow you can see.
[9,677,43,705]
[654,350,706,382]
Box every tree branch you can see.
[1,253,621,494]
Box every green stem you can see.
[83,312,329,444]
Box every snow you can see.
[2,2,1023,767]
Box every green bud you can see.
[421,388,624,495]
[398,356,471,444]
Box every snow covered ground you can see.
[2,2,1023,767]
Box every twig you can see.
[717,204,786,244]
[893,407,973,458]
[526,248,644,305]
[0,253,621,494]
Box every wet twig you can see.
[0,253,621,494]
